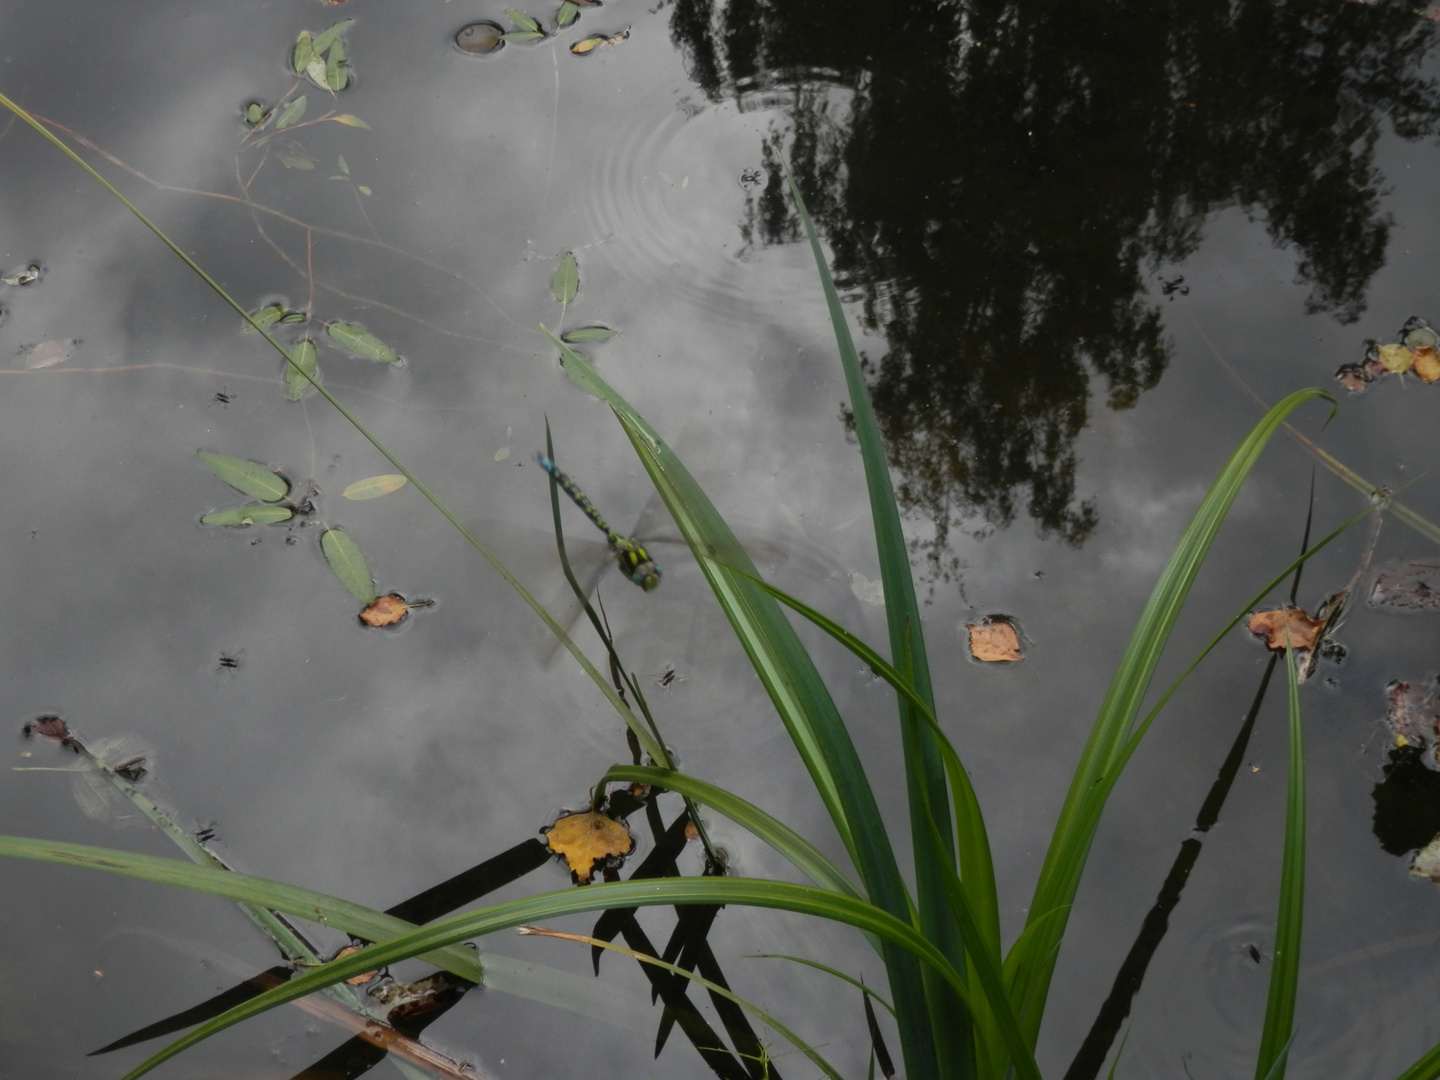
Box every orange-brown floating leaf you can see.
[967,621,1022,662]
[544,811,634,884]
[1377,342,1415,373]
[23,715,73,743]
[684,819,700,841]
[1413,346,1440,383]
[1247,607,1324,651]
[359,593,409,627]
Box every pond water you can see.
[4,2,1440,1078]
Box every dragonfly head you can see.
[615,545,662,591]
[638,564,662,591]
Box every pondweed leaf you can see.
[570,28,629,53]
[243,303,285,332]
[557,2,580,26]
[200,506,294,527]
[358,185,372,196]
[305,56,330,89]
[277,149,316,170]
[504,7,542,32]
[326,321,399,363]
[293,32,315,74]
[284,339,319,401]
[342,475,408,500]
[274,96,307,130]
[325,38,349,91]
[560,325,616,343]
[500,31,546,41]
[311,18,353,55]
[245,102,268,128]
[551,252,579,304]
[336,155,350,176]
[321,528,377,605]
[279,310,308,325]
[330,113,371,129]
[197,452,290,503]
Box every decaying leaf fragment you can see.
[544,810,634,883]
[1414,346,1440,383]
[1377,342,1414,373]
[967,619,1022,662]
[359,593,409,628]
[1370,563,1440,611]
[1246,607,1324,651]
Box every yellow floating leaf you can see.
[1377,342,1415,373]
[967,621,1022,662]
[341,474,408,500]
[1413,345,1440,383]
[544,811,634,883]
[1247,607,1323,651]
[331,114,372,129]
[359,593,409,628]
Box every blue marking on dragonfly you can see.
[535,454,662,591]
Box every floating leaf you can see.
[455,21,505,53]
[325,38,349,91]
[551,252,579,304]
[279,310,308,325]
[967,620,1022,662]
[357,185,372,196]
[293,32,316,74]
[560,324,616,343]
[359,593,409,628]
[336,155,350,176]
[200,506,294,527]
[277,149,316,170]
[1369,563,1440,611]
[243,303,285,333]
[22,338,76,370]
[1414,346,1440,383]
[570,34,606,54]
[245,102,267,127]
[544,811,634,883]
[311,18,354,55]
[504,7,542,31]
[330,113,371,129]
[1377,342,1415,373]
[1247,607,1324,652]
[342,474,408,500]
[2,264,41,286]
[197,451,290,503]
[306,55,330,89]
[284,339,319,401]
[274,96,308,130]
[500,30,545,41]
[556,2,580,26]
[326,321,399,363]
[321,528,377,605]
[1402,316,1438,350]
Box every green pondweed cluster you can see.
[6,87,1440,1080]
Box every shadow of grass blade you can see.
[541,325,946,1080]
[1010,387,1333,1052]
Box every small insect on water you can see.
[216,649,244,674]
[655,664,686,690]
[209,386,236,408]
[739,168,766,190]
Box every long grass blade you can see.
[1253,637,1305,1080]
[1011,387,1333,1051]
[783,155,969,1080]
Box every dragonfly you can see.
[535,453,662,592]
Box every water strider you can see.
[535,453,662,591]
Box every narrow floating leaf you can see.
[197,452,290,503]
[284,339,319,401]
[557,2,580,26]
[500,30,545,41]
[321,528,377,605]
[311,18,354,55]
[455,22,505,53]
[561,325,617,343]
[274,96,307,130]
[504,7,542,32]
[277,149,316,170]
[551,252,579,304]
[341,474,408,500]
[336,155,349,176]
[330,113,371,129]
[325,39,349,91]
[293,32,316,75]
[326,321,399,363]
[570,35,605,54]
[243,303,285,332]
[357,185,372,196]
[279,311,309,325]
[200,506,294,527]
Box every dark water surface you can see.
[3,2,1440,1078]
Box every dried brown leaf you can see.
[359,593,409,627]
[1247,607,1324,651]
[967,621,1022,662]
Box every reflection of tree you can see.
[668,0,1440,582]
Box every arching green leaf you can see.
[284,339,319,401]
[504,7,541,31]
[557,2,580,26]
[341,475,408,501]
[551,252,579,304]
[326,321,399,363]
[200,506,294,527]
[321,529,377,605]
[197,452,290,503]
[310,19,353,55]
